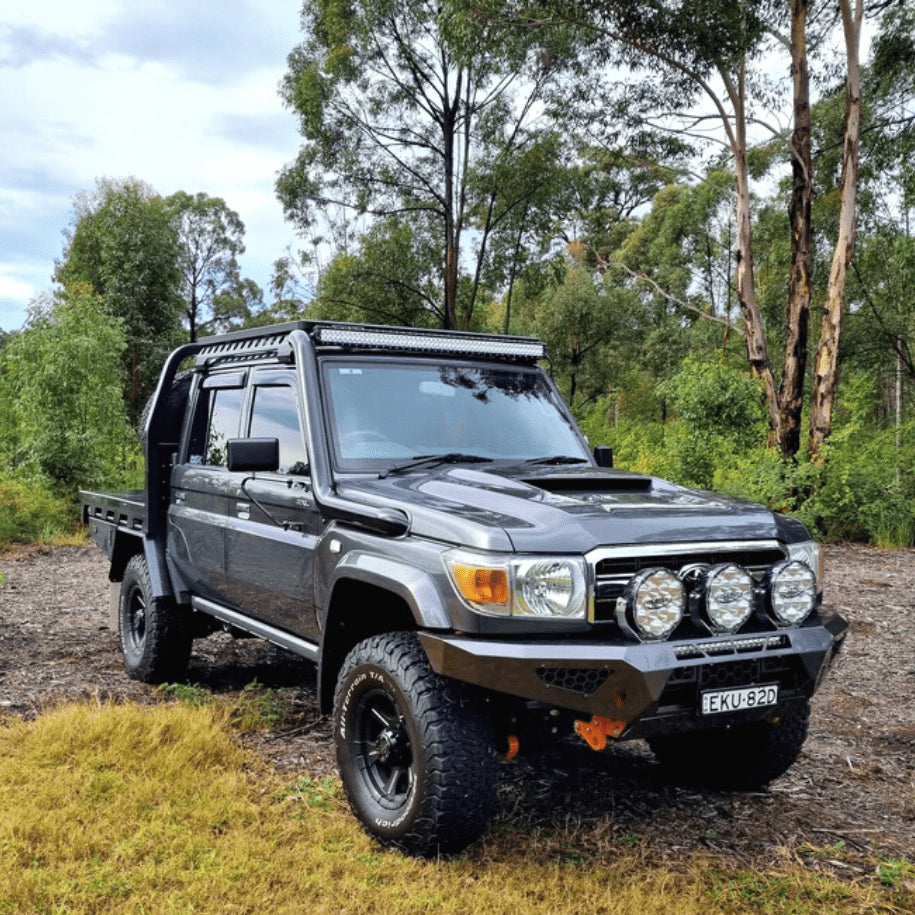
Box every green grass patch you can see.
[0,703,908,915]
[877,857,915,889]
[157,678,287,731]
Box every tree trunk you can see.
[188,287,198,343]
[502,224,525,334]
[808,0,863,458]
[442,71,460,331]
[730,63,780,433]
[778,0,813,459]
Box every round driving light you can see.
[702,563,754,632]
[515,559,585,617]
[617,568,685,641]
[769,560,816,626]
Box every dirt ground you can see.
[1,542,912,874]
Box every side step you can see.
[191,597,319,661]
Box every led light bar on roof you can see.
[313,325,546,360]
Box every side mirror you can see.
[593,445,613,468]
[227,438,280,473]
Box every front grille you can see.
[592,543,787,628]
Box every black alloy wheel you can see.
[122,581,148,662]
[351,687,416,815]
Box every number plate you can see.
[700,683,779,715]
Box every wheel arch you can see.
[108,531,143,584]
[318,571,443,715]
[106,533,173,601]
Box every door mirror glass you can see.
[227,438,280,473]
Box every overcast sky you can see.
[0,0,305,332]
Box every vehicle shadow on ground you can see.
[184,633,318,693]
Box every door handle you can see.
[236,502,251,520]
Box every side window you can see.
[248,385,307,474]
[187,386,245,466]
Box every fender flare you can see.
[326,552,450,630]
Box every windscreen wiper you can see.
[379,453,494,479]
[522,455,591,466]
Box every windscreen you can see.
[322,360,589,469]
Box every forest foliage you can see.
[1,0,913,547]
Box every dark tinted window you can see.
[187,386,245,466]
[248,386,307,474]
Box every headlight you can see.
[514,558,587,617]
[445,551,588,619]
[701,564,755,633]
[787,540,823,588]
[768,560,817,626]
[616,568,685,641]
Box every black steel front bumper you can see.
[419,612,847,738]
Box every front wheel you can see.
[648,701,810,789]
[119,554,192,683]
[334,632,497,856]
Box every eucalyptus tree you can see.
[166,191,252,342]
[487,0,868,459]
[277,0,571,329]
[827,0,915,404]
[309,215,448,327]
[482,0,784,418]
[807,0,864,457]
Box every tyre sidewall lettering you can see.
[338,664,421,834]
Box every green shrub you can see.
[582,406,915,547]
[0,287,136,492]
[800,424,915,547]
[660,355,768,448]
[0,474,76,548]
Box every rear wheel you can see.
[119,555,192,683]
[648,702,810,789]
[334,632,497,856]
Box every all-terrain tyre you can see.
[334,631,498,856]
[119,554,192,683]
[648,701,810,789]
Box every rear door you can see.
[224,373,321,639]
[168,372,246,603]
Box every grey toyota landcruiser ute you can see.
[82,321,847,854]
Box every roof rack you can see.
[195,320,546,367]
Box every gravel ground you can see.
[1,542,913,874]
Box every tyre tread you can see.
[120,554,192,684]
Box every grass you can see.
[1,702,910,915]
[157,679,287,730]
